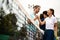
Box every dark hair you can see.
[49,8,55,16]
[33,5,40,9]
[40,14,44,19]
[43,11,48,16]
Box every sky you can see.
[18,0,60,18]
[0,0,60,18]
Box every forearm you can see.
[54,23,58,37]
[40,21,45,25]
[54,26,57,37]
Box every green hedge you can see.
[0,34,9,40]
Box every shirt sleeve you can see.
[54,17,57,23]
[30,13,35,19]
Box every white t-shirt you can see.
[45,15,57,30]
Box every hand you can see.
[27,19,32,24]
[34,15,39,21]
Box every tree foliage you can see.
[19,26,27,37]
[57,21,60,36]
[0,8,17,36]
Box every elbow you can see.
[40,22,44,25]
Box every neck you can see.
[45,16,47,18]
[49,14,52,18]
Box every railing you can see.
[13,0,44,40]
[15,7,38,40]
[17,12,39,40]
[14,3,42,40]
[0,0,43,40]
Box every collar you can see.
[49,15,54,18]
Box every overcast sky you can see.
[0,0,60,18]
[18,0,60,18]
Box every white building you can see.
[0,0,39,40]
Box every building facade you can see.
[0,0,41,40]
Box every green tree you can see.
[18,25,27,40]
[0,7,18,36]
[57,21,60,36]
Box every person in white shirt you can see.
[40,8,57,40]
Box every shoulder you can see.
[52,16,57,23]
[30,13,33,16]
[30,13,34,18]
[44,17,48,22]
[52,16,57,20]
[45,17,49,20]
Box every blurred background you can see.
[0,0,60,40]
